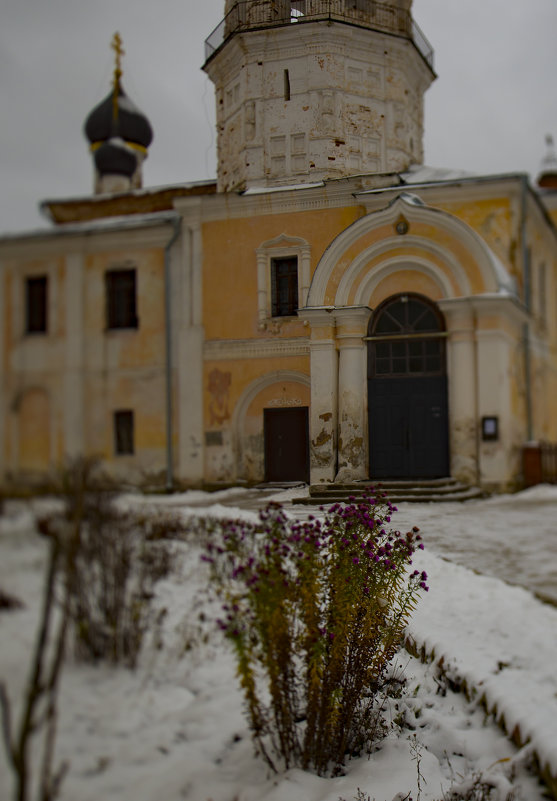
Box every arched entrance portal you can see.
[367,293,449,479]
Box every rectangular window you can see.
[105,268,138,330]
[114,410,134,455]
[271,256,298,317]
[25,275,48,334]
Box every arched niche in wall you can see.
[231,370,310,481]
[14,387,51,473]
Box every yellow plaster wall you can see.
[75,246,168,475]
[17,388,50,471]
[435,197,514,275]
[83,247,165,370]
[546,207,557,228]
[203,355,310,432]
[203,354,311,482]
[83,370,167,463]
[3,269,12,365]
[202,207,360,340]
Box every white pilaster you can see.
[64,253,85,458]
[299,307,338,484]
[472,296,526,490]
[439,299,478,485]
[177,205,205,483]
[334,306,372,482]
[0,266,5,480]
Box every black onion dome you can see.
[94,140,137,177]
[84,83,153,149]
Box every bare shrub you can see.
[0,588,24,611]
[0,532,70,801]
[40,457,172,668]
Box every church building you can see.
[1,1,556,494]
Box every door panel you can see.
[369,376,448,479]
[264,407,309,482]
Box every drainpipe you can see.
[520,177,533,442]
[164,216,182,492]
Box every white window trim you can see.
[255,234,311,328]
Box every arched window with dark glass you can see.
[368,293,446,378]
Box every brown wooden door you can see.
[264,407,309,482]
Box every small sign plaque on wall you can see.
[481,416,499,442]
[205,431,223,447]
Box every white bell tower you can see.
[203,0,435,192]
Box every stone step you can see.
[292,478,485,505]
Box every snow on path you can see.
[391,485,557,606]
[2,488,557,800]
[408,550,557,784]
[203,487,557,789]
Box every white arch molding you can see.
[307,193,516,307]
[343,251,460,305]
[231,370,311,478]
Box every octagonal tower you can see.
[203,0,435,192]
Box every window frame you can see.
[105,267,138,331]
[25,275,48,335]
[270,255,299,318]
[255,234,311,329]
[113,409,135,456]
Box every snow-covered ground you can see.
[1,486,556,801]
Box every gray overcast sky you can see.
[1,0,556,234]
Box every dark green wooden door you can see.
[368,375,449,478]
[367,294,449,479]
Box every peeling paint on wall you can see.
[208,368,231,425]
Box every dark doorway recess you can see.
[264,407,309,482]
[368,293,449,479]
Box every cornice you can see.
[438,293,528,326]
[0,219,178,258]
[194,177,398,222]
[204,337,310,361]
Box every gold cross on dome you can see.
[110,32,124,120]
[111,32,124,84]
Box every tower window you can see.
[105,268,138,330]
[284,69,291,101]
[114,410,134,455]
[25,275,48,334]
[271,256,298,317]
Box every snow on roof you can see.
[401,164,478,183]
[0,210,180,242]
[241,181,325,195]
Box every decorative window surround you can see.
[255,234,311,330]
